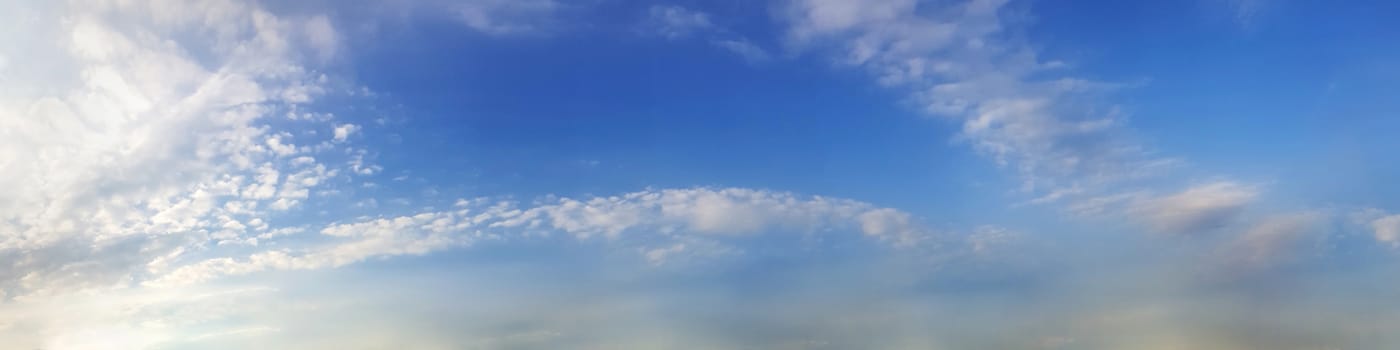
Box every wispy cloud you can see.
[1135,182,1259,234]
[777,0,1173,201]
[712,38,772,63]
[1219,211,1327,269]
[449,0,560,35]
[1226,0,1270,29]
[641,5,775,63]
[643,5,715,39]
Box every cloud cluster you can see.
[152,187,951,286]
[0,0,969,325]
[0,0,366,298]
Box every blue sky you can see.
[2,0,1400,349]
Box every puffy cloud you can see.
[513,188,937,245]
[151,209,475,287]
[332,123,359,142]
[1372,214,1400,248]
[0,0,358,298]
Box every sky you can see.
[1,0,1399,349]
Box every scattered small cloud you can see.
[641,5,774,64]
[643,5,714,39]
[333,123,360,142]
[1371,213,1400,248]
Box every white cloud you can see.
[772,2,1378,279]
[332,123,359,142]
[1134,182,1258,234]
[264,134,299,156]
[966,225,1017,255]
[302,15,339,61]
[645,5,714,39]
[777,0,1172,199]
[450,0,559,35]
[513,188,935,244]
[151,187,952,286]
[0,0,359,299]
[641,5,773,65]
[150,210,477,286]
[643,242,687,265]
[348,149,381,175]
[1372,214,1400,248]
